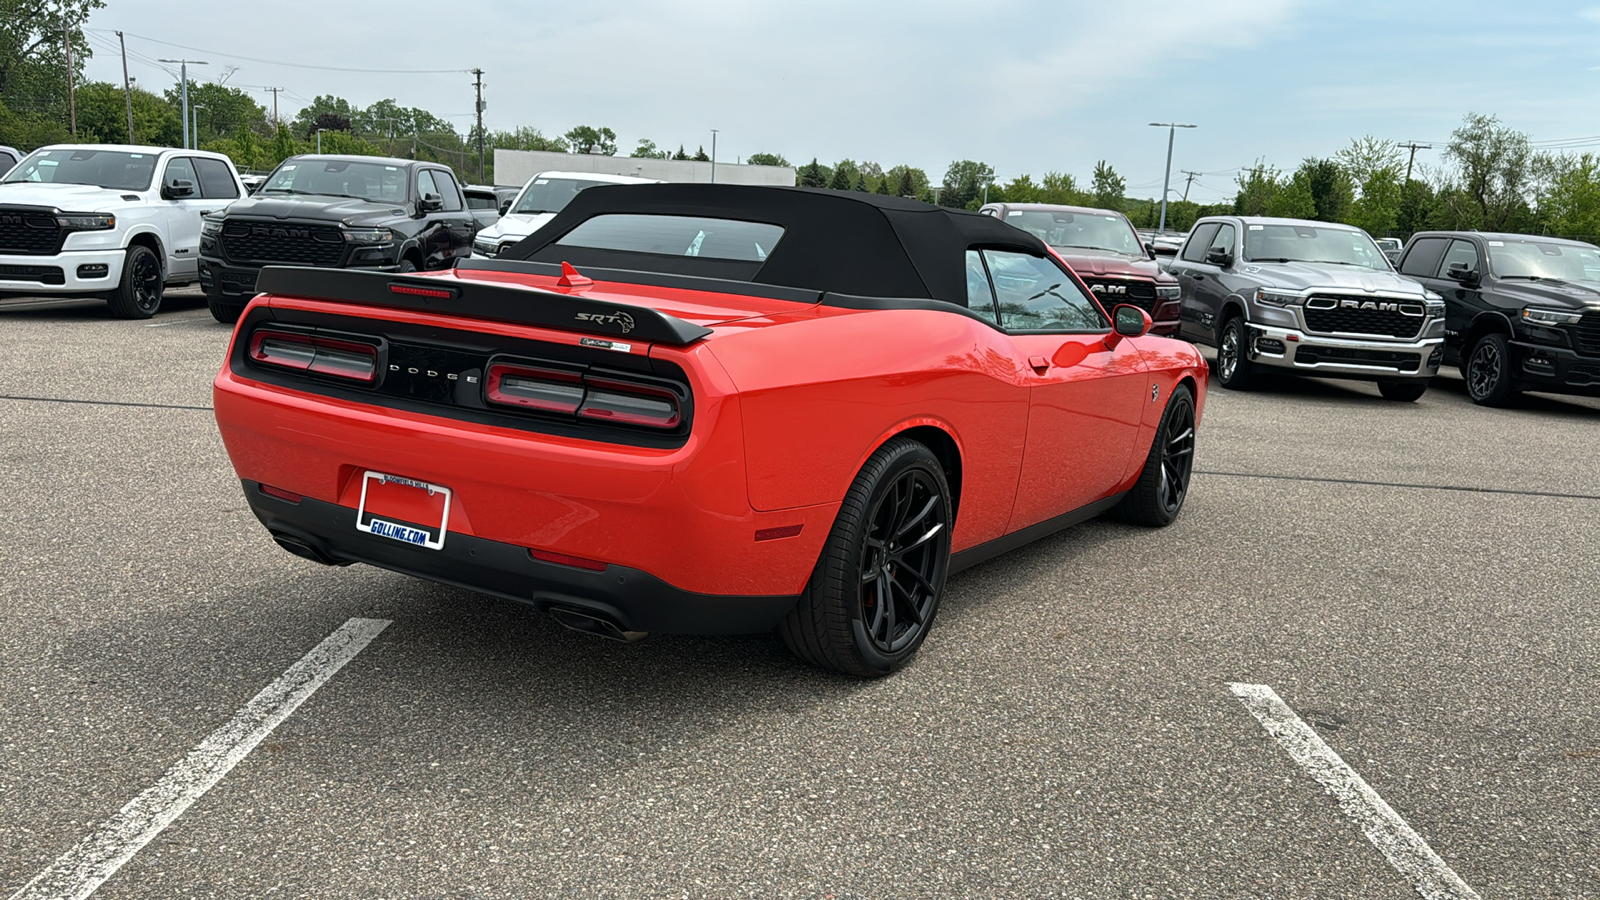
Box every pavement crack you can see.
[0,394,213,412]
[1196,469,1600,501]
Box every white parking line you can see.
[9,617,390,900]
[1228,683,1480,900]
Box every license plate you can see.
[355,471,452,550]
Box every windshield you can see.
[1487,239,1600,282]
[261,159,408,203]
[512,177,621,215]
[1243,223,1390,271]
[2,148,158,191]
[1005,209,1142,256]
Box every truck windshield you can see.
[1243,224,1389,271]
[2,148,158,191]
[1004,209,1143,256]
[511,178,616,216]
[1487,239,1600,282]
[261,159,408,203]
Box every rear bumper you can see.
[1246,323,1442,381]
[244,482,800,634]
[0,248,124,294]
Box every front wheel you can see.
[1216,316,1257,390]
[1377,380,1428,402]
[1464,333,1520,407]
[206,292,245,324]
[781,438,952,677]
[1114,384,1196,527]
[106,245,164,319]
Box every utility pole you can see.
[710,129,719,184]
[263,87,283,129]
[1180,170,1200,202]
[472,68,485,183]
[1399,142,1432,183]
[158,59,208,149]
[117,31,134,142]
[1149,122,1197,233]
[64,24,76,136]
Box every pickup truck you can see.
[0,144,244,317]
[472,171,660,259]
[1168,215,1446,400]
[0,146,20,176]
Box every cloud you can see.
[1581,6,1600,23]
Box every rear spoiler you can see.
[254,266,713,346]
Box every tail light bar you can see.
[248,329,380,384]
[485,361,683,430]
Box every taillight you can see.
[248,330,379,384]
[484,362,682,430]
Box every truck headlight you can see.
[1522,307,1582,326]
[201,217,223,237]
[1155,284,1182,301]
[1254,288,1301,307]
[56,213,115,232]
[343,227,395,244]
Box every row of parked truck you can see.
[2,142,1597,407]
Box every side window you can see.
[1398,237,1448,278]
[1208,224,1236,258]
[193,157,239,200]
[1437,239,1479,277]
[415,169,439,202]
[965,250,999,326]
[1181,222,1221,262]
[431,170,464,211]
[981,249,1106,332]
[162,157,198,193]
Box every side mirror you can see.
[164,179,195,199]
[1113,304,1152,338]
[498,199,512,215]
[418,192,443,213]
[1204,246,1233,267]
[1445,262,1478,284]
[1144,242,1158,260]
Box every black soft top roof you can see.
[499,184,1050,305]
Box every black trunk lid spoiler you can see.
[254,265,713,346]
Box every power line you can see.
[1398,142,1432,183]
[87,28,471,74]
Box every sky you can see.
[76,0,1600,203]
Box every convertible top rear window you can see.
[555,214,784,262]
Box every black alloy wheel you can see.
[1464,332,1520,407]
[781,438,952,677]
[107,245,165,319]
[1216,317,1256,390]
[1115,384,1196,527]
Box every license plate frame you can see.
[355,470,452,551]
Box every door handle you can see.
[1028,355,1050,373]
[1192,273,1206,281]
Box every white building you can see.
[493,149,795,188]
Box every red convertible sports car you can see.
[213,185,1207,676]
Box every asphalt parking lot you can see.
[2,291,1596,899]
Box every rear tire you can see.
[1463,332,1520,407]
[1114,384,1196,527]
[1377,380,1428,402]
[206,292,245,324]
[106,245,164,319]
[780,438,952,677]
[1216,316,1257,390]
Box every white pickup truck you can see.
[0,144,244,317]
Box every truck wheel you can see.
[1377,380,1428,402]
[1216,316,1257,390]
[398,258,418,273]
[106,245,164,319]
[1114,384,1195,527]
[780,438,952,678]
[206,292,245,324]
[1464,333,1520,407]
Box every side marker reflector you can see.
[755,524,804,542]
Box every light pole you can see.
[315,128,325,154]
[1149,122,1196,233]
[192,104,205,147]
[710,129,719,184]
[158,59,208,149]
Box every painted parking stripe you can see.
[1228,683,1480,900]
[9,617,391,900]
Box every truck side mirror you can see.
[164,179,195,199]
[1204,246,1233,267]
[418,192,443,213]
[498,199,512,215]
[1445,262,1479,285]
[1144,242,1157,260]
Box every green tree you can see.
[0,95,68,149]
[0,0,103,114]
[74,81,178,145]
[629,138,668,159]
[163,80,267,146]
[1265,171,1316,219]
[1395,178,1438,236]
[290,95,358,138]
[1294,158,1353,222]
[1335,136,1403,188]
[1347,165,1403,239]
[796,157,829,188]
[1537,152,1600,239]
[1233,162,1283,216]
[940,159,994,209]
[746,151,789,167]
[488,126,565,152]
[827,164,853,191]
[1443,112,1535,231]
[563,125,616,155]
[1090,160,1125,210]
[672,144,689,161]
[882,164,929,200]
[1039,172,1085,205]
[692,145,710,162]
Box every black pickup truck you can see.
[1396,231,1600,405]
[198,154,477,322]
